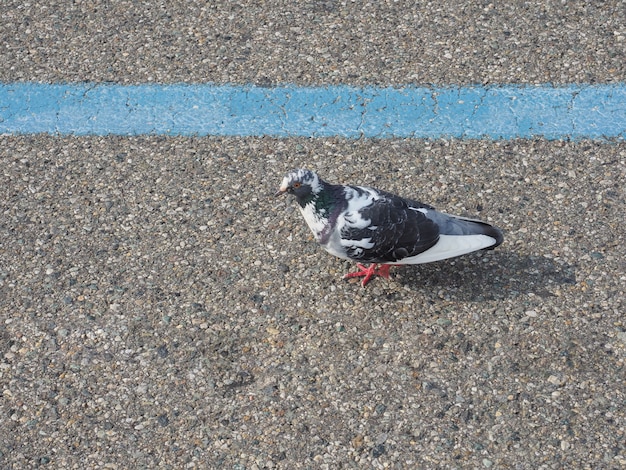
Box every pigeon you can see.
[276,169,504,286]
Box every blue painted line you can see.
[1,82,625,139]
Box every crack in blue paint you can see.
[0,82,625,140]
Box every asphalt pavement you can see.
[1,1,625,469]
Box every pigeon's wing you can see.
[339,190,440,263]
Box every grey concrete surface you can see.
[1,1,625,469]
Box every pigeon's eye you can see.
[292,182,302,189]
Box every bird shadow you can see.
[392,251,577,301]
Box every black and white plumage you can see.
[276,169,504,286]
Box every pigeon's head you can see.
[275,169,323,202]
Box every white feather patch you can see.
[340,236,374,249]
[299,203,327,241]
[340,186,381,230]
[317,186,382,260]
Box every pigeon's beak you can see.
[274,183,288,197]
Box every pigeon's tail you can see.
[396,211,504,265]
[428,212,504,249]
[460,218,504,250]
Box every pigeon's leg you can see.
[375,264,392,279]
[343,263,393,287]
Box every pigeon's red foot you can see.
[343,263,393,287]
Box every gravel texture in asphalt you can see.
[1,1,625,86]
[1,1,625,469]
[1,137,624,469]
